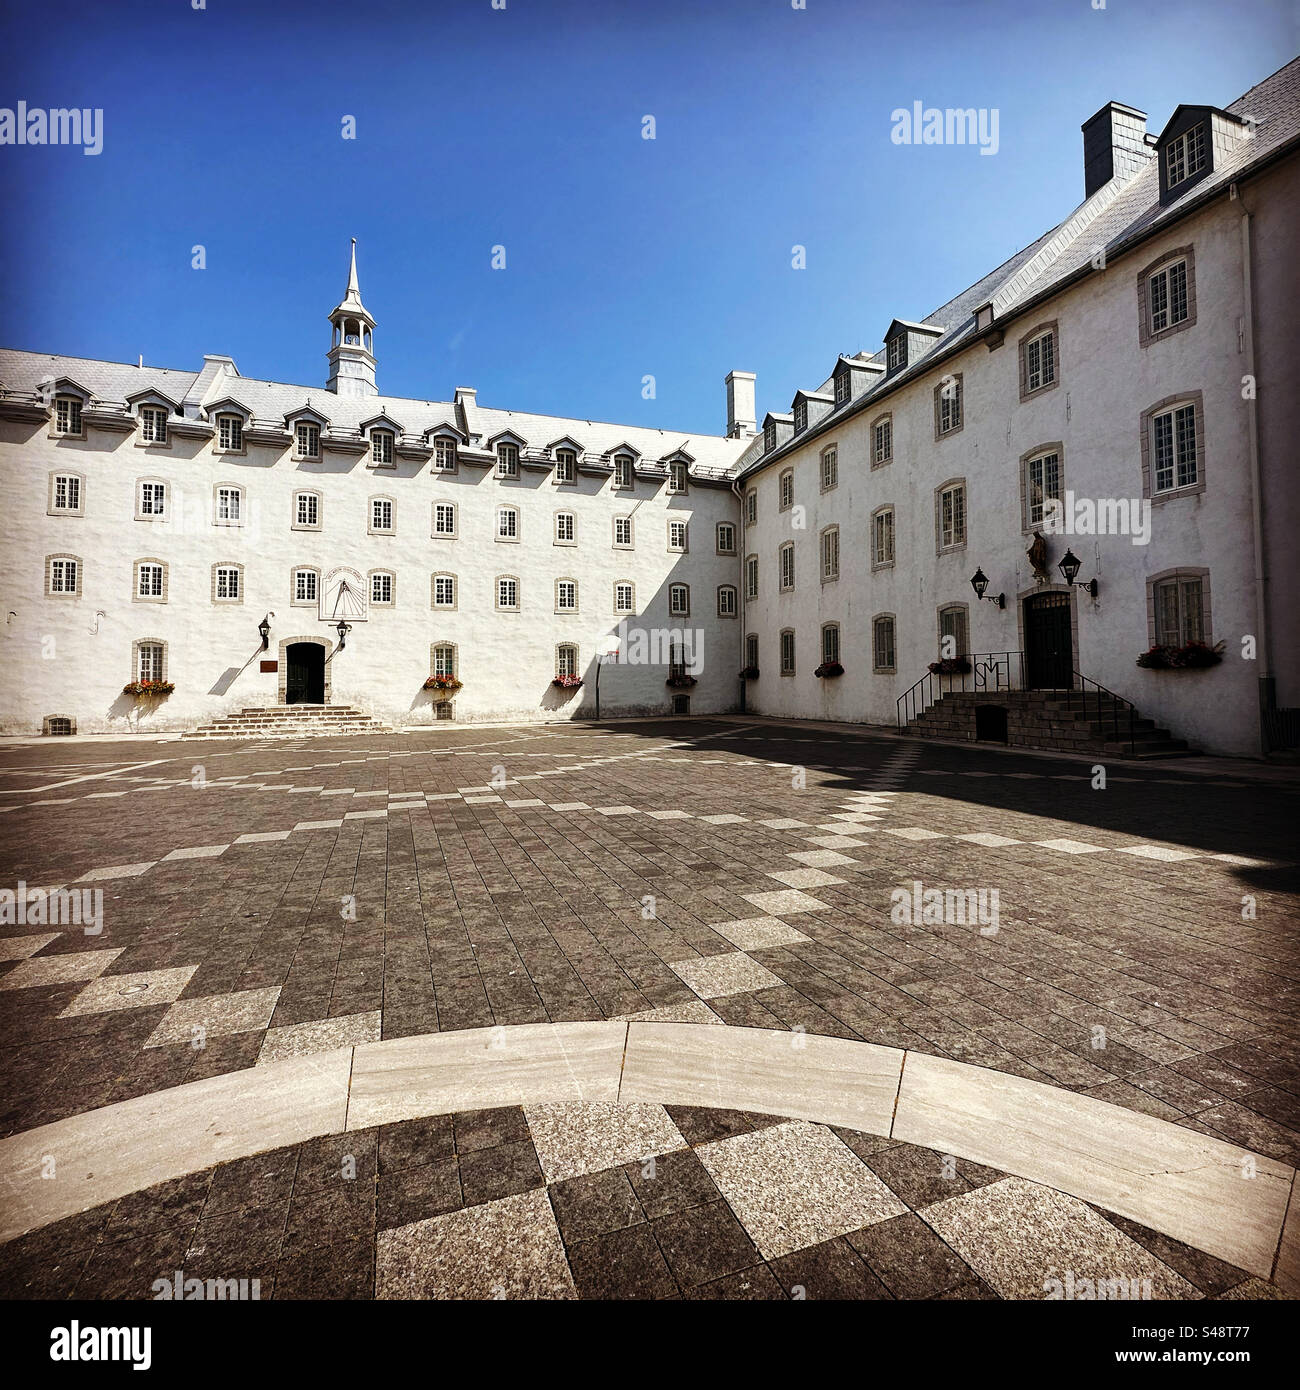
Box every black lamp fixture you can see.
[334,620,352,651]
[258,614,272,650]
[1058,549,1099,598]
[970,568,1005,609]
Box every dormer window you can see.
[887,335,907,373]
[668,460,688,494]
[433,437,457,472]
[371,429,394,465]
[496,442,519,478]
[613,455,634,490]
[139,406,168,445]
[54,395,83,436]
[295,422,320,460]
[1165,123,1206,189]
[834,373,850,405]
[217,414,243,451]
[763,421,776,452]
[555,448,577,484]
[793,401,807,434]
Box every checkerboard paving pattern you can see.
[0,1103,1281,1301]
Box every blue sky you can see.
[0,0,1293,435]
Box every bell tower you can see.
[326,239,378,397]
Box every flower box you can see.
[122,680,174,698]
[1136,641,1223,670]
[928,657,971,676]
[552,675,583,689]
[814,661,844,678]
[423,675,462,696]
[739,666,759,681]
[665,674,698,689]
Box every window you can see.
[1147,257,1190,337]
[433,437,457,472]
[872,507,894,568]
[555,579,578,613]
[820,447,838,492]
[887,335,906,372]
[820,526,840,582]
[295,422,320,459]
[744,489,757,526]
[821,623,840,665]
[668,460,688,494]
[214,564,242,602]
[780,629,796,675]
[716,522,736,555]
[935,375,963,438]
[668,519,688,552]
[1020,324,1058,398]
[135,560,165,600]
[1165,123,1206,189]
[1151,400,1201,497]
[371,430,394,466]
[717,584,738,618]
[613,516,633,548]
[294,568,318,604]
[139,406,168,444]
[669,583,690,617]
[496,576,519,611]
[745,554,759,600]
[764,421,777,452]
[433,643,457,678]
[936,481,966,552]
[496,442,519,478]
[432,573,457,609]
[433,501,457,537]
[779,541,795,592]
[50,472,83,514]
[939,605,969,659]
[370,571,394,606]
[872,415,893,467]
[370,497,395,533]
[137,641,164,682]
[1024,449,1062,528]
[216,485,243,525]
[872,615,896,672]
[613,455,634,489]
[294,491,320,529]
[555,512,575,544]
[779,469,794,511]
[614,581,635,615]
[557,643,579,678]
[47,555,80,595]
[1152,571,1208,647]
[834,372,850,405]
[554,448,576,484]
[745,633,759,670]
[497,506,519,540]
[793,401,807,434]
[217,414,243,451]
[137,480,167,519]
[53,395,82,436]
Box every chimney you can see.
[1081,102,1151,198]
[725,371,756,438]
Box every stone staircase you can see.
[183,704,393,740]
[902,689,1191,758]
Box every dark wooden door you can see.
[1024,592,1073,689]
[285,643,324,704]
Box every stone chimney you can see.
[725,371,756,438]
[1081,102,1152,199]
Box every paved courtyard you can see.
[1,718,1297,1299]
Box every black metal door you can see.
[1024,593,1073,689]
[285,643,324,704]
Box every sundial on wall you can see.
[320,566,368,622]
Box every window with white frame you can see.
[718,585,737,618]
[779,469,794,510]
[371,497,394,533]
[433,501,457,537]
[873,615,896,671]
[764,421,777,452]
[51,473,82,513]
[139,406,168,444]
[614,581,635,615]
[295,491,320,528]
[668,519,687,552]
[555,579,578,612]
[496,442,519,478]
[137,642,164,682]
[433,437,457,471]
[669,583,689,617]
[821,447,838,492]
[217,414,243,451]
[1153,574,1206,646]
[939,604,969,658]
[821,623,840,665]
[433,643,457,678]
[294,569,318,603]
[1148,259,1190,336]
[937,482,966,551]
[496,575,519,611]
[745,554,758,599]
[217,486,242,524]
[780,629,795,675]
[873,416,893,466]
[1025,450,1062,526]
[779,541,795,592]
[613,516,633,548]
[136,561,164,599]
[497,506,519,540]
[834,372,850,405]
[554,448,576,484]
[557,643,579,678]
[716,521,736,554]
[138,480,167,518]
[433,573,456,609]
[1165,124,1206,189]
[555,512,575,543]
[668,460,688,494]
[1151,402,1198,493]
[613,455,633,489]
[294,422,320,459]
[793,401,807,434]
[936,376,963,436]
[821,526,839,581]
[744,489,757,526]
[215,565,241,601]
[887,335,906,372]
[48,556,79,594]
[371,430,394,466]
[370,571,394,605]
[54,395,82,436]
[1023,328,1057,394]
[873,507,894,566]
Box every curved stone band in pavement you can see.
[1,1021,1295,1287]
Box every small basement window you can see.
[43,715,75,736]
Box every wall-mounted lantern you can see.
[970,568,1006,609]
[1058,549,1099,598]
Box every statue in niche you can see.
[1027,530,1049,582]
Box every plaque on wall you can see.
[260,660,278,673]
